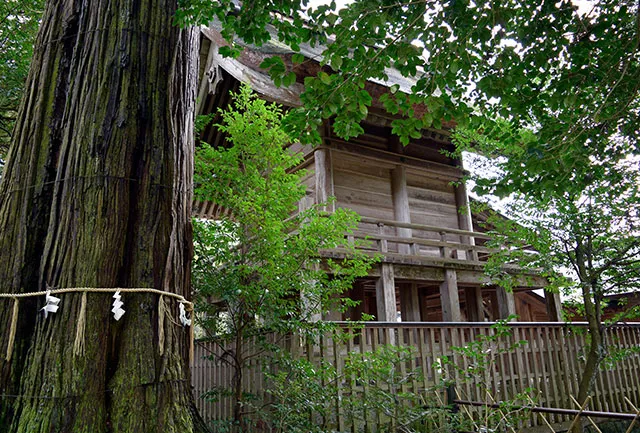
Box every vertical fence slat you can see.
[543,326,562,420]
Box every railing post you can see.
[377,222,388,253]
[347,234,355,246]
[409,242,420,256]
[439,231,455,260]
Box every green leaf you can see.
[318,71,331,85]
[331,55,343,70]
[283,71,297,87]
[218,45,241,59]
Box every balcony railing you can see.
[317,217,539,275]
[355,216,492,261]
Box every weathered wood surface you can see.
[192,323,640,429]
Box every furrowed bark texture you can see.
[0,0,207,431]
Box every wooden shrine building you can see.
[193,26,561,325]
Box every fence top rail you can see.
[329,321,640,329]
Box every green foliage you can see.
[264,356,340,433]
[192,85,376,427]
[470,151,639,309]
[341,345,440,432]
[0,0,43,158]
[177,1,638,193]
[264,344,452,433]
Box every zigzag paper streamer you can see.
[179,303,191,327]
[112,291,125,321]
[41,290,60,318]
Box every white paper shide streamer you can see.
[111,291,125,321]
[41,290,61,318]
[179,303,191,327]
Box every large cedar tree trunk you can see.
[0,0,207,431]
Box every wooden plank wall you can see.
[331,151,398,242]
[406,169,458,231]
[329,149,462,255]
[322,133,463,257]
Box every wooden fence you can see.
[191,322,640,430]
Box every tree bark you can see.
[0,0,207,431]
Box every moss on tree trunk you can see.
[0,0,207,431]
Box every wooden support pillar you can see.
[391,165,412,254]
[454,180,478,261]
[465,286,484,322]
[376,263,397,322]
[400,282,421,322]
[440,269,462,322]
[495,286,517,320]
[314,148,334,211]
[546,290,563,322]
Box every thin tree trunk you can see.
[0,0,207,431]
[571,242,605,433]
[576,281,605,403]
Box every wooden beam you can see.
[318,249,549,287]
[496,286,517,320]
[546,290,563,322]
[439,269,461,322]
[325,140,463,180]
[196,39,217,115]
[376,263,397,321]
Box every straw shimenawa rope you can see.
[1,287,194,362]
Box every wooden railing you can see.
[319,216,540,270]
[191,322,640,429]
[354,216,491,261]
